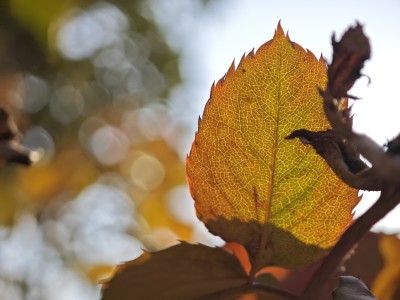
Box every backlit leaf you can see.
[186,23,359,270]
[101,242,247,300]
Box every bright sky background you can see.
[151,0,400,233]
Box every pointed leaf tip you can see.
[248,48,255,57]
[227,60,236,75]
[277,20,283,32]
[286,30,291,40]
[275,21,285,37]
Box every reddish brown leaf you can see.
[328,23,371,99]
[101,243,247,300]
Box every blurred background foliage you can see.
[0,0,213,299]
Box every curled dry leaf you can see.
[186,22,359,271]
[328,23,371,99]
[285,129,382,191]
[285,129,367,174]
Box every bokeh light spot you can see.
[22,126,55,165]
[50,85,85,124]
[130,152,165,190]
[57,3,129,61]
[89,125,129,166]
[12,74,50,113]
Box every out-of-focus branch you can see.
[300,185,400,300]
[0,107,34,166]
[321,23,400,182]
[289,23,400,299]
[322,89,400,182]
[285,129,382,191]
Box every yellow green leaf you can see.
[101,242,247,300]
[186,23,359,270]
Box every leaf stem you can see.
[247,187,269,284]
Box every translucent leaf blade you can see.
[186,23,360,269]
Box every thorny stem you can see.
[299,72,400,298]
[300,185,400,299]
[285,23,400,299]
[323,90,400,182]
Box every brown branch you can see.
[322,90,400,182]
[298,23,400,299]
[318,23,400,182]
[300,185,400,299]
[0,107,33,166]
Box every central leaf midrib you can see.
[256,47,283,268]
[265,52,282,226]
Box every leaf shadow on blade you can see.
[205,217,329,273]
[101,217,331,300]
[102,218,393,300]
